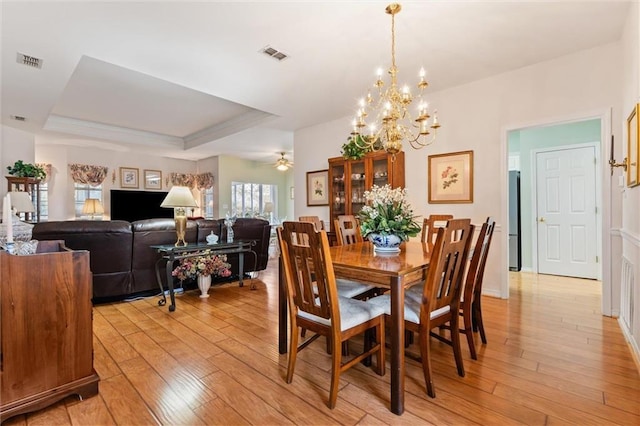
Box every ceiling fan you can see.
[274,152,293,171]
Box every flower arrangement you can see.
[172,252,232,281]
[358,184,421,241]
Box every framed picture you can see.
[290,186,295,200]
[627,103,639,187]
[144,169,162,190]
[120,167,139,189]
[428,150,474,203]
[306,170,329,206]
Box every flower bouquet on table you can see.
[172,251,232,281]
[358,184,421,253]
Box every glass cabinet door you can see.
[371,156,390,188]
[330,162,346,229]
[349,159,366,216]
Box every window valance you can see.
[69,163,108,186]
[196,172,214,190]
[167,172,214,190]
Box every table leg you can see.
[390,276,405,415]
[238,252,244,287]
[278,255,288,354]
[165,254,176,312]
[155,258,167,306]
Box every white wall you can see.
[1,125,36,202]
[619,0,640,362]
[295,41,622,300]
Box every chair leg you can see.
[375,319,385,376]
[473,299,487,344]
[328,336,342,409]
[286,326,299,384]
[405,329,414,347]
[462,310,477,360]
[418,328,436,398]
[450,317,466,378]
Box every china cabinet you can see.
[0,241,99,422]
[328,151,404,233]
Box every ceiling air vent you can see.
[16,52,43,69]
[10,115,26,122]
[261,45,288,61]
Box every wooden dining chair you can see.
[461,217,495,356]
[334,215,363,246]
[421,214,454,244]
[298,215,325,231]
[370,218,474,398]
[407,217,495,359]
[277,221,386,408]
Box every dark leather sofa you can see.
[32,217,271,302]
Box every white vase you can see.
[197,274,212,298]
[367,233,403,253]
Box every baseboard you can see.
[482,288,502,299]
[618,317,640,373]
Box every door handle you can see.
[538,217,545,223]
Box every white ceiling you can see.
[0,1,631,164]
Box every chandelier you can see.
[351,3,440,156]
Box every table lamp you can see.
[10,191,35,222]
[263,201,274,223]
[161,186,198,246]
[82,198,104,220]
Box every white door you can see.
[535,146,597,279]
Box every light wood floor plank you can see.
[7,265,640,425]
[200,371,294,425]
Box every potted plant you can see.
[341,135,370,160]
[6,160,46,180]
[358,184,421,253]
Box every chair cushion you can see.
[336,278,375,298]
[367,293,450,324]
[298,296,386,331]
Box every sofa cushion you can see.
[32,220,133,299]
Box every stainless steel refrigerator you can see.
[509,171,522,271]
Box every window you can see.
[74,183,103,219]
[38,182,48,221]
[201,188,214,219]
[230,182,276,219]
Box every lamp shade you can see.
[10,191,35,213]
[82,198,104,215]
[161,186,198,208]
[263,202,274,213]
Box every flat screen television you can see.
[110,189,173,222]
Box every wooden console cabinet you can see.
[0,241,99,422]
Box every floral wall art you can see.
[306,170,329,206]
[428,150,474,203]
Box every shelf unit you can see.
[328,151,405,233]
[6,176,41,223]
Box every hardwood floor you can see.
[4,264,639,425]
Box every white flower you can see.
[358,184,421,240]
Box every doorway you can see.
[506,118,603,278]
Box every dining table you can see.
[277,240,432,415]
